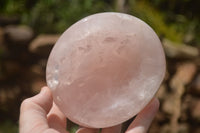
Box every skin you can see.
[19,86,159,133]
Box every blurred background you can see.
[0,0,200,133]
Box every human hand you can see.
[19,87,159,133]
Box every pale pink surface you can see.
[46,12,166,128]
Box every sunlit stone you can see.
[46,12,166,128]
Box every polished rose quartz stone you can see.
[46,12,166,128]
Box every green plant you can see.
[0,121,18,133]
[129,0,184,43]
[22,0,113,33]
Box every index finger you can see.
[126,98,160,133]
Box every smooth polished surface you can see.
[46,12,166,128]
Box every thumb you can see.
[19,87,53,133]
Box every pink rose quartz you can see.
[46,12,166,128]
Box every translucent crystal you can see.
[46,12,166,128]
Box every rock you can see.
[46,12,166,128]
[148,121,160,133]
[38,59,48,70]
[164,70,170,81]
[0,86,20,105]
[29,34,60,57]
[170,62,197,86]
[167,62,197,133]
[0,16,20,26]
[0,89,7,104]
[116,0,126,12]
[156,84,167,101]
[163,38,199,59]
[2,61,21,77]
[190,99,200,121]
[31,78,46,94]
[160,124,171,133]
[194,128,200,133]
[181,95,192,121]
[155,111,167,124]
[162,94,175,115]
[30,64,45,76]
[183,32,194,44]
[0,27,4,44]
[178,123,189,133]
[4,25,34,44]
[160,123,189,133]
[191,74,200,95]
